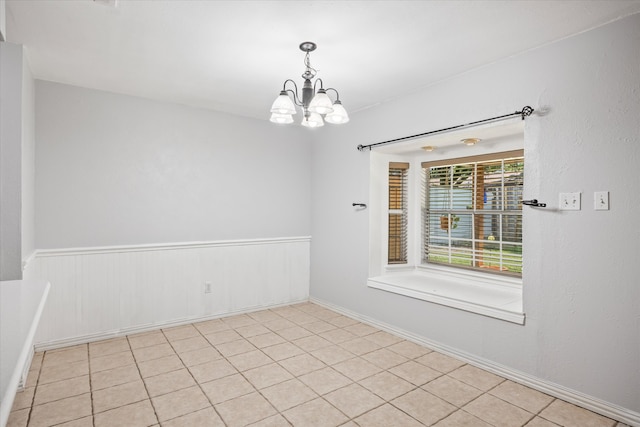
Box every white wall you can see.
[310,13,640,418]
[35,81,311,249]
[21,47,35,263]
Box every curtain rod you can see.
[356,106,534,152]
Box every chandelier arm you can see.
[282,79,304,107]
[325,88,341,102]
[313,78,325,92]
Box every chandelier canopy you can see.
[270,42,349,128]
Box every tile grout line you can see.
[126,334,161,427]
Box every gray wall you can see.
[310,14,640,413]
[35,82,311,248]
[0,42,33,280]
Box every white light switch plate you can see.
[594,191,609,210]
[559,192,581,210]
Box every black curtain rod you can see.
[356,106,534,152]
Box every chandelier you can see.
[270,41,349,128]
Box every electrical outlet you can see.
[594,191,609,210]
[204,282,212,293]
[559,192,581,210]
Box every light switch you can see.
[559,192,581,210]
[594,191,609,210]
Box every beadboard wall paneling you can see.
[23,237,310,348]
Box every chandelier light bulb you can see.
[325,100,350,124]
[308,89,334,115]
[301,113,324,128]
[270,91,296,115]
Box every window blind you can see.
[388,162,409,264]
[422,150,524,276]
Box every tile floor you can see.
[7,302,629,427]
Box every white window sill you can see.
[367,267,524,324]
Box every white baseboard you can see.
[35,298,309,352]
[310,297,639,427]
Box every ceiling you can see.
[6,1,640,122]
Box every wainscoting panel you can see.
[23,237,310,348]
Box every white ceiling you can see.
[6,0,640,122]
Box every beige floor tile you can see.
[327,315,359,328]
[264,318,296,332]
[42,347,87,368]
[221,314,258,328]
[29,353,44,372]
[299,367,352,395]
[11,386,34,411]
[416,351,466,373]
[247,414,291,427]
[324,383,385,418]
[216,392,277,427]
[127,331,168,349]
[137,354,184,378]
[261,378,318,412]
[525,417,561,427]
[243,363,294,389]
[422,375,483,407]
[160,407,225,427]
[92,379,149,413]
[236,324,271,338]
[200,373,255,404]
[90,364,141,391]
[188,358,237,383]
[343,322,379,337]
[262,342,305,361]
[318,328,357,344]
[390,360,442,386]
[90,350,135,373]
[490,380,555,413]
[360,371,416,401]
[464,393,534,427]
[392,388,456,425]
[282,397,348,427]
[89,337,130,358]
[6,408,29,427]
[449,364,505,391]
[270,306,303,318]
[354,403,424,427]
[339,337,382,355]
[539,400,617,427]
[310,345,355,365]
[228,349,273,371]
[278,353,326,376]
[177,346,222,367]
[38,360,89,385]
[25,370,39,388]
[132,342,175,363]
[215,338,256,357]
[303,320,338,334]
[276,325,314,341]
[433,410,492,426]
[362,348,409,370]
[55,416,93,426]
[162,324,201,341]
[170,335,210,354]
[151,385,211,422]
[364,330,403,347]
[193,319,231,335]
[94,399,157,427]
[332,357,382,382]
[306,308,341,321]
[246,332,287,349]
[286,312,318,325]
[29,393,92,427]
[204,325,242,346]
[34,375,90,405]
[143,368,196,397]
[247,310,283,323]
[291,335,332,353]
[387,340,432,359]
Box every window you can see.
[422,150,524,277]
[388,163,409,264]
